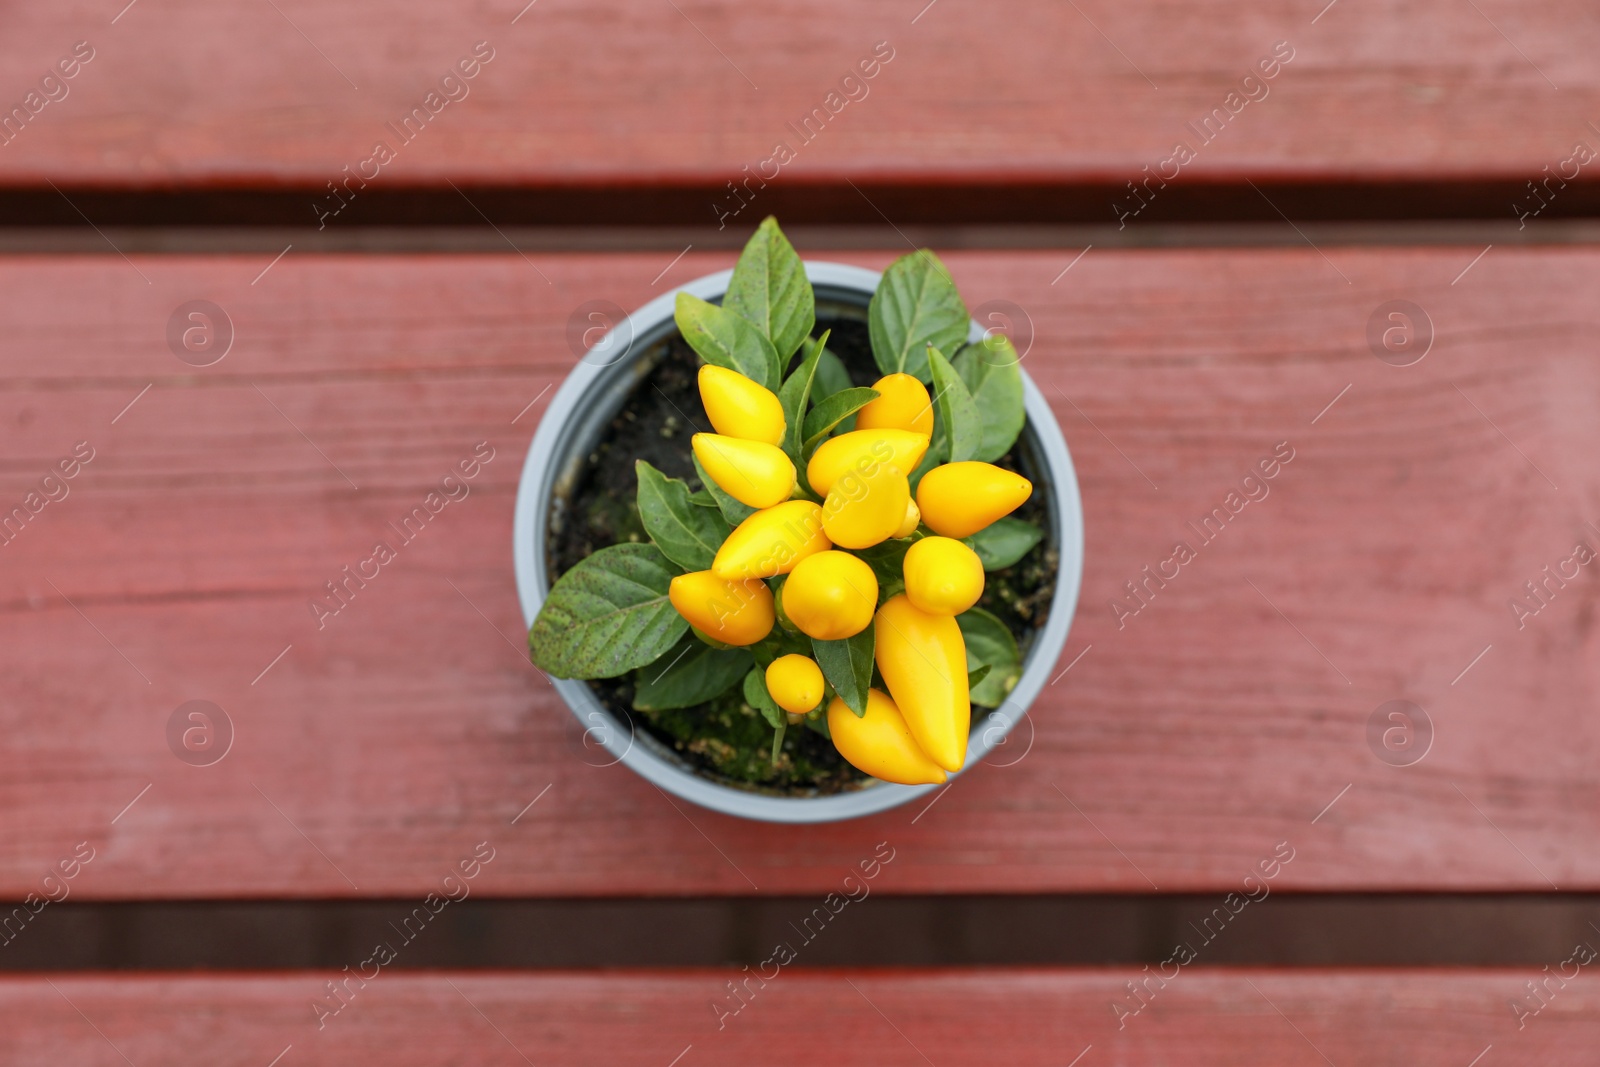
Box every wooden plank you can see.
[0,247,1596,898]
[6,969,1592,1065]
[0,2,1595,191]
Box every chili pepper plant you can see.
[529,218,1047,789]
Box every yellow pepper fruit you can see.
[692,433,796,509]
[828,689,948,786]
[902,536,985,615]
[821,465,910,550]
[713,500,831,580]
[894,498,921,539]
[781,550,878,640]
[874,594,969,772]
[668,570,774,646]
[916,461,1032,539]
[766,654,825,714]
[856,373,934,437]
[698,365,785,446]
[806,429,930,497]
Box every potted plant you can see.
[513,219,1083,822]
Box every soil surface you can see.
[547,304,1057,795]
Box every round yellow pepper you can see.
[821,465,910,550]
[902,536,985,615]
[874,594,969,772]
[692,433,796,509]
[713,500,830,580]
[828,689,948,786]
[781,550,878,640]
[806,428,929,497]
[894,498,921,539]
[668,569,774,646]
[856,373,934,437]
[698,365,785,446]
[916,461,1032,538]
[766,654,825,714]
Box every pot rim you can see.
[513,261,1084,823]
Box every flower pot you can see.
[513,261,1084,823]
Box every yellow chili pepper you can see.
[894,498,921,539]
[916,461,1032,538]
[692,433,796,509]
[827,689,948,786]
[902,536,984,615]
[668,569,774,646]
[874,594,969,772]
[781,550,878,640]
[698,365,785,446]
[713,500,831,580]
[806,428,929,497]
[856,373,934,437]
[821,465,910,550]
[766,654,825,714]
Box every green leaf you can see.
[743,667,786,729]
[724,216,815,364]
[767,575,797,638]
[692,453,756,526]
[852,540,910,603]
[750,623,808,669]
[967,664,992,690]
[811,346,854,403]
[814,624,874,716]
[963,517,1044,571]
[749,632,783,669]
[907,437,944,494]
[674,292,781,390]
[636,460,732,571]
[802,387,879,450]
[633,634,751,710]
[777,331,829,461]
[868,250,969,381]
[687,489,718,507]
[927,343,982,463]
[956,607,1020,708]
[529,544,687,679]
[953,336,1025,462]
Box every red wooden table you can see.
[3,1,1596,1062]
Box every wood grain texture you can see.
[0,2,1595,190]
[5,969,1594,1065]
[0,247,1596,898]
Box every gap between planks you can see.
[0,221,1596,255]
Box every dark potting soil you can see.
[547,304,1058,795]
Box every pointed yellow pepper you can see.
[668,570,774,646]
[856,373,934,437]
[874,594,969,772]
[916,461,1032,538]
[828,689,948,786]
[693,433,796,509]
[698,365,785,445]
[821,464,910,549]
[806,429,929,497]
[713,500,830,580]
